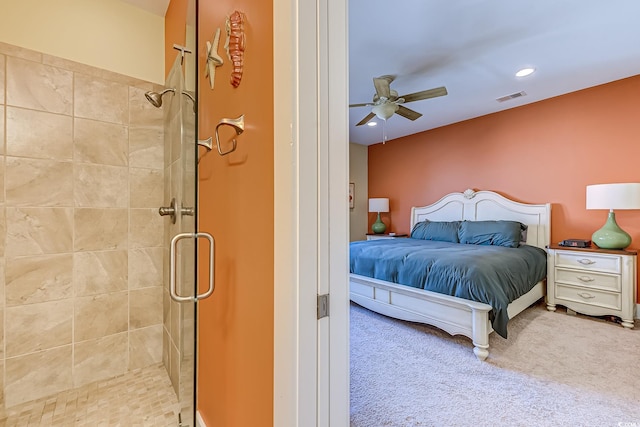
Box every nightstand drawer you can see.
[554,268,621,292]
[555,283,621,311]
[554,252,621,274]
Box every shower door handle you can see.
[170,232,215,302]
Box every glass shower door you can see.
[160,52,196,426]
[160,2,203,425]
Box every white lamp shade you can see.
[372,103,399,120]
[586,183,640,210]
[368,198,389,213]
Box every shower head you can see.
[144,88,176,108]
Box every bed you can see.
[350,189,551,360]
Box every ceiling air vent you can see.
[496,91,527,103]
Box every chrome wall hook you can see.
[198,137,213,151]
[173,43,193,65]
[215,114,245,155]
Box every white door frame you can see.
[273,0,349,425]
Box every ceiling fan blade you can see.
[356,112,376,126]
[349,102,374,108]
[399,86,448,103]
[373,75,394,99]
[395,105,422,121]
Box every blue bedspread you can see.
[349,238,547,338]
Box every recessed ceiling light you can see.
[515,67,536,77]
[367,121,377,127]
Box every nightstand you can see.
[366,233,408,241]
[546,244,637,328]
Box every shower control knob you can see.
[158,205,176,216]
[159,198,194,224]
[159,198,177,224]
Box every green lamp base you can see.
[371,212,386,234]
[592,211,631,249]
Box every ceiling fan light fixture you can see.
[372,102,399,120]
[367,121,377,127]
[350,75,448,127]
[515,67,536,77]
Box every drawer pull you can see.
[577,259,595,265]
[577,292,596,299]
[577,276,595,282]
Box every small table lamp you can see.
[369,198,389,234]
[586,183,640,249]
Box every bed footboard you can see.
[350,274,493,361]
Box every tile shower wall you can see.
[0,42,166,408]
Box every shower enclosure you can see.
[0,0,204,425]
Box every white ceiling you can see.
[122,0,640,146]
[349,0,640,145]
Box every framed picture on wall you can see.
[349,183,355,209]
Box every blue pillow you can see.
[410,220,461,243]
[458,220,527,248]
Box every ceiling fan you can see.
[349,75,447,126]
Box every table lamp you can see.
[586,183,640,249]
[369,198,389,234]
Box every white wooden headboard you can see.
[410,189,551,250]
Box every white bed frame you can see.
[350,189,551,360]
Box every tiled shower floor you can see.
[0,363,179,426]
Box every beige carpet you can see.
[350,301,640,427]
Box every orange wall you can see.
[368,75,640,301]
[197,1,274,426]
